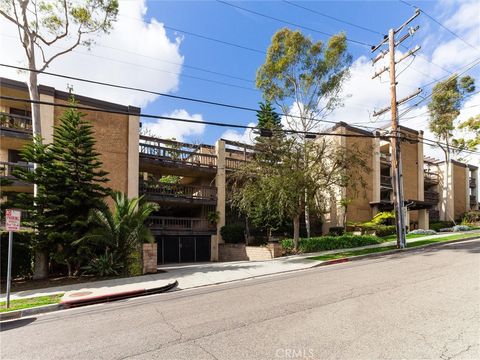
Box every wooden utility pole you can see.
[371,9,421,249]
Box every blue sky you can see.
[139,0,472,144]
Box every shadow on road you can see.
[0,317,37,332]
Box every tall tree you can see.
[456,114,480,152]
[47,104,110,276]
[13,104,110,277]
[256,28,352,238]
[0,0,119,139]
[427,75,475,221]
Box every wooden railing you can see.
[381,175,392,187]
[424,171,439,184]
[0,113,32,133]
[225,157,246,170]
[470,195,477,205]
[380,153,391,163]
[0,161,33,178]
[139,142,217,168]
[147,217,213,232]
[140,181,217,201]
[424,190,439,204]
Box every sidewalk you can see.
[2,230,479,304]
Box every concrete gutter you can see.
[314,236,480,267]
[0,281,178,322]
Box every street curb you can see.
[0,280,178,321]
[312,236,480,268]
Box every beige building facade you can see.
[1,78,478,264]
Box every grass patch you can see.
[380,233,427,242]
[309,233,479,261]
[0,293,63,313]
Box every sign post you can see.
[5,209,21,308]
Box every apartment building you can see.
[0,77,139,200]
[1,78,478,265]
[324,122,479,231]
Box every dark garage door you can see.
[157,236,211,264]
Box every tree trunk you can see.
[32,250,48,280]
[245,217,250,245]
[443,150,456,225]
[267,227,272,242]
[304,190,311,238]
[293,215,300,251]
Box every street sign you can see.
[5,209,21,232]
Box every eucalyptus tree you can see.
[427,75,475,221]
[256,28,353,238]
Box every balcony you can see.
[380,153,391,164]
[139,136,217,176]
[140,181,217,204]
[424,190,439,204]
[424,171,440,185]
[470,178,476,188]
[147,216,215,235]
[471,195,477,206]
[0,113,32,137]
[381,175,392,188]
[0,161,33,184]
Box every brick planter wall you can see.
[219,243,282,262]
[142,243,157,274]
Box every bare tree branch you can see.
[38,29,82,71]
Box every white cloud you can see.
[142,109,205,142]
[221,122,256,144]
[0,0,183,108]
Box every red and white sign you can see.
[5,209,21,232]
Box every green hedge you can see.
[281,235,383,254]
[1,231,34,279]
[220,224,245,243]
[430,221,454,232]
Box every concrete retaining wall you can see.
[142,243,157,274]
[219,243,282,262]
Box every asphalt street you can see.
[1,240,479,360]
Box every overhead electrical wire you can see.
[0,95,391,140]
[216,0,373,48]
[0,63,373,129]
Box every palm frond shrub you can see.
[78,191,158,276]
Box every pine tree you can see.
[257,100,282,130]
[47,104,110,275]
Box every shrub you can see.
[374,225,396,237]
[328,227,345,236]
[281,235,382,254]
[220,224,245,243]
[430,221,454,232]
[83,252,122,277]
[408,229,437,235]
[462,210,480,225]
[452,225,470,232]
[0,231,34,279]
[370,211,395,225]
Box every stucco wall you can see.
[54,100,130,195]
[401,135,419,201]
[345,130,374,223]
[453,163,467,219]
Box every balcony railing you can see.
[380,153,391,163]
[470,178,476,188]
[381,175,392,187]
[147,217,214,233]
[424,190,439,204]
[140,181,217,202]
[0,161,33,178]
[0,113,32,133]
[424,171,440,185]
[225,157,246,170]
[471,195,477,205]
[139,140,217,169]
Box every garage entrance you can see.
[157,235,211,264]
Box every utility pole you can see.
[371,9,421,249]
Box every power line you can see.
[0,63,373,129]
[282,0,383,35]
[216,0,373,47]
[399,0,480,54]
[118,14,267,55]
[0,34,258,93]
[0,95,391,140]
